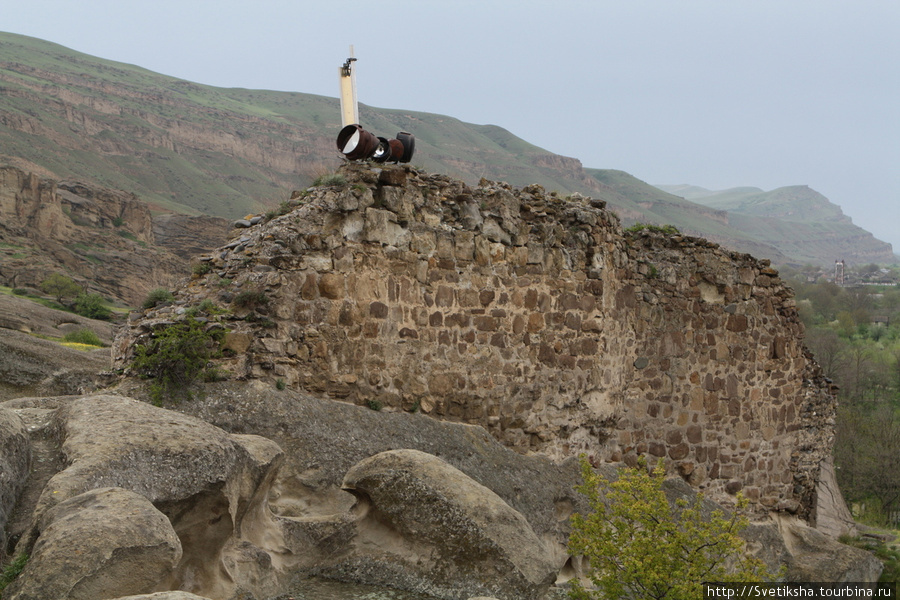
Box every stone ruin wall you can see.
[116,163,837,519]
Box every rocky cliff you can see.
[0,166,228,306]
[115,163,839,526]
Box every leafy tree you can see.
[568,458,773,600]
[804,328,846,379]
[40,273,82,304]
[835,404,900,522]
[73,293,112,320]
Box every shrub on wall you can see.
[130,317,224,405]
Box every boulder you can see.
[5,487,182,600]
[165,380,583,579]
[15,394,284,600]
[774,515,883,582]
[0,405,30,554]
[335,449,557,600]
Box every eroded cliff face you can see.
[0,166,227,306]
[115,163,837,521]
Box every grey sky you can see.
[3,0,898,254]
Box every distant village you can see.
[791,261,900,287]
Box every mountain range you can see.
[0,31,895,268]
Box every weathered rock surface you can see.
[6,487,182,600]
[10,394,284,600]
[0,327,111,401]
[157,380,584,565]
[0,382,883,598]
[336,449,556,600]
[0,293,115,344]
[774,515,883,582]
[0,166,223,306]
[812,457,858,538]
[0,405,30,555]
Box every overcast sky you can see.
[3,0,899,253]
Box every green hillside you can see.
[0,32,599,218]
[0,31,894,267]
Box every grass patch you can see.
[0,552,29,594]
[62,328,104,347]
[312,173,347,187]
[625,222,681,235]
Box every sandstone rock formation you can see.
[0,294,113,401]
[0,166,226,306]
[1,382,882,599]
[2,386,583,599]
[336,449,557,600]
[0,405,29,555]
[0,328,110,401]
[774,514,883,582]
[116,162,838,524]
[0,292,115,344]
[7,394,284,600]
[5,487,182,600]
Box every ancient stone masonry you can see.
[115,163,837,520]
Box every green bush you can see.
[192,262,212,276]
[63,329,103,347]
[130,317,224,405]
[11,288,29,296]
[233,289,269,309]
[73,293,112,320]
[266,199,296,221]
[197,298,227,315]
[568,457,774,600]
[142,288,174,310]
